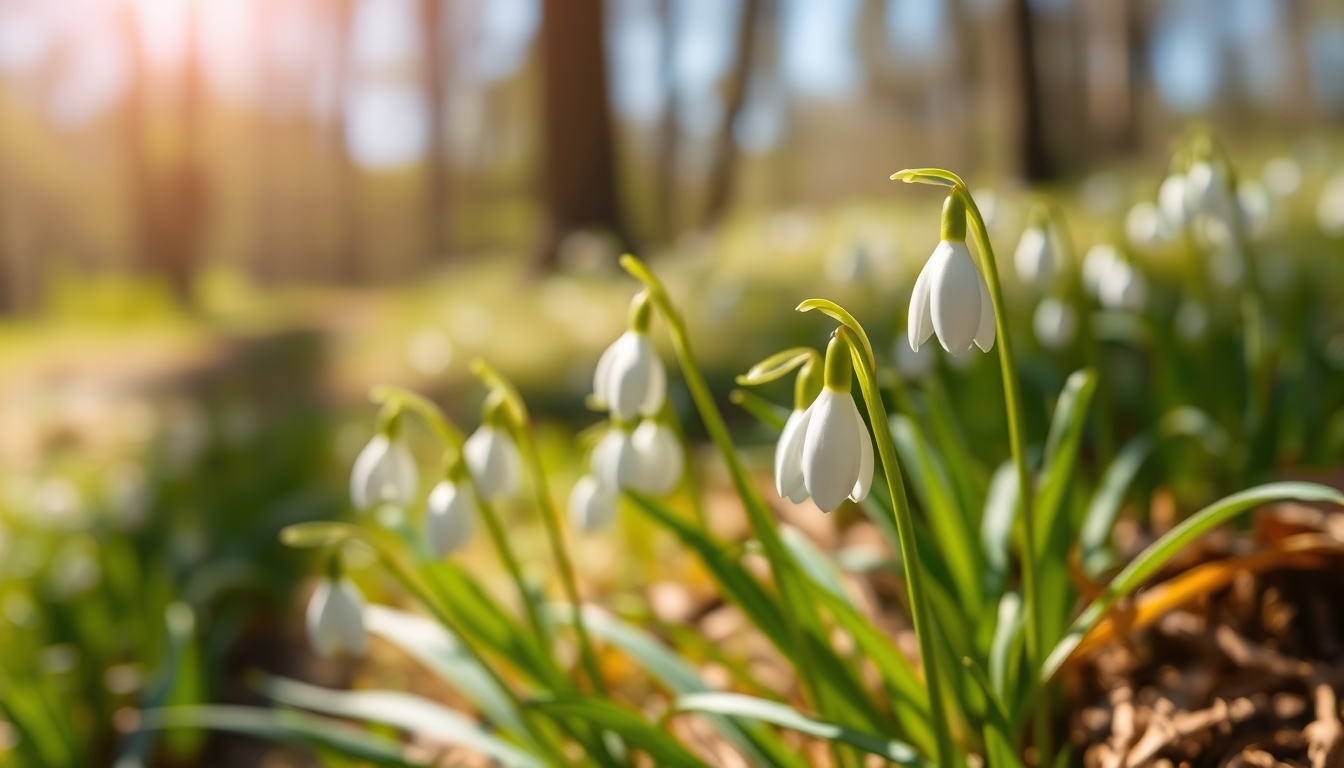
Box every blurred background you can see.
[2,0,1344,765]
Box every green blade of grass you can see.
[528,695,709,768]
[730,389,792,432]
[1042,481,1344,680]
[960,660,1026,768]
[675,693,932,768]
[980,461,1019,599]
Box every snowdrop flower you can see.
[1013,211,1054,286]
[631,419,683,495]
[1081,243,1119,297]
[1097,259,1148,312]
[1185,159,1235,224]
[306,577,367,658]
[349,430,418,510]
[464,403,522,501]
[1033,297,1076,350]
[894,336,936,380]
[590,426,642,490]
[426,480,475,557]
[592,293,666,421]
[568,475,619,532]
[1158,174,1188,232]
[774,355,823,504]
[775,334,874,513]
[1125,201,1169,248]
[908,195,996,355]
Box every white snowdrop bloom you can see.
[590,427,642,490]
[1175,300,1209,342]
[349,434,418,510]
[1184,160,1234,223]
[568,475,618,533]
[909,196,995,355]
[1316,170,1344,237]
[1013,225,1055,286]
[1237,180,1271,239]
[1082,243,1119,296]
[1125,201,1169,248]
[592,331,666,421]
[306,577,367,659]
[1097,259,1148,312]
[1158,174,1189,231]
[463,425,521,501]
[1033,297,1077,350]
[775,336,874,513]
[425,480,475,557]
[1262,157,1301,198]
[630,420,683,495]
[894,336,936,380]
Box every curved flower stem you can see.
[470,360,608,698]
[619,256,830,720]
[796,302,955,768]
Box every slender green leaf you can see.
[1035,369,1097,553]
[960,660,1025,768]
[1043,482,1344,680]
[676,693,932,767]
[737,348,818,386]
[136,706,424,766]
[980,461,1018,598]
[730,389,791,432]
[529,695,708,768]
[778,525,850,604]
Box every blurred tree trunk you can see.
[701,0,760,230]
[536,0,629,267]
[330,0,363,282]
[652,0,679,243]
[124,3,208,302]
[1008,0,1053,181]
[421,0,449,258]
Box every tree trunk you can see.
[536,0,629,267]
[652,0,679,243]
[1009,0,1053,181]
[421,0,450,259]
[700,0,760,230]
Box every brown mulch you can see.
[1066,504,1344,768]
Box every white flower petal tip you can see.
[568,475,619,533]
[848,399,874,503]
[591,429,642,490]
[774,409,810,502]
[349,434,418,510]
[799,389,871,514]
[630,420,683,495]
[463,426,522,501]
[1097,260,1148,312]
[910,240,989,356]
[592,331,666,420]
[1013,226,1055,286]
[306,578,367,659]
[426,481,476,557]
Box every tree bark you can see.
[652,0,679,243]
[1009,0,1053,181]
[421,0,450,259]
[536,0,629,267]
[700,0,760,230]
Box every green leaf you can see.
[256,674,542,768]
[980,461,1019,599]
[889,168,962,187]
[675,693,932,767]
[730,389,791,433]
[1079,407,1229,576]
[960,660,1025,768]
[1042,482,1344,680]
[363,605,526,737]
[738,348,819,386]
[529,695,708,768]
[135,706,424,766]
[778,525,850,604]
[988,592,1025,710]
[279,521,360,549]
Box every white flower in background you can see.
[306,577,367,658]
[1262,157,1301,198]
[349,433,418,510]
[425,480,475,557]
[909,196,995,355]
[568,475,619,533]
[1185,160,1235,223]
[464,425,521,501]
[1125,201,1169,248]
[631,420,683,495]
[1237,180,1271,239]
[1158,174,1189,232]
[591,427,642,490]
[1013,223,1055,286]
[592,316,666,421]
[775,336,874,513]
[1175,300,1209,342]
[1317,170,1344,237]
[894,336,936,380]
[1097,259,1148,311]
[1033,297,1076,350]
[1082,243,1119,296]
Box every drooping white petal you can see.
[591,429,643,490]
[568,475,619,533]
[306,577,367,658]
[973,267,996,353]
[907,250,937,351]
[801,389,862,513]
[774,408,810,502]
[1033,297,1076,349]
[426,480,475,557]
[1098,260,1148,311]
[1082,244,1118,296]
[848,398,874,503]
[1013,226,1054,286]
[600,331,666,421]
[630,420,683,495]
[463,426,522,501]
[929,240,983,355]
[639,352,667,418]
[349,434,419,510]
[591,338,622,408]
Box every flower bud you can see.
[908,196,995,355]
[630,420,683,495]
[306,577,367,658]
[568,475,618,533]
[349,433,418,511]
[1097,259,1148,312]
[1033,297,1076,350]
[1013,222,1054,286]
[426,480,475,557]
[591,426,642,490]
[464,425,521,501]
